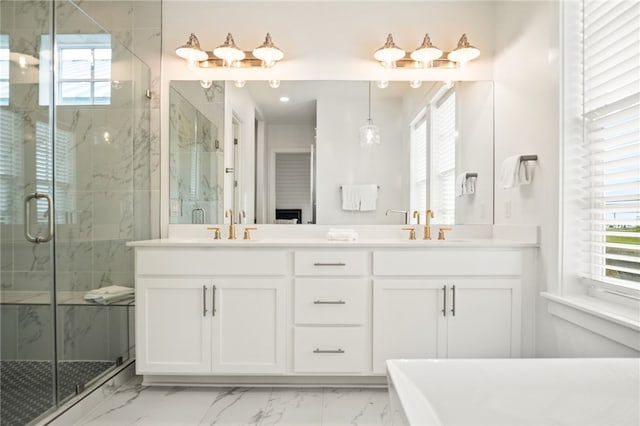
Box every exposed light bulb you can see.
[186,56,197,71]
[200,80,213,89]
[410,80,422,89]
[445,80,454,89]
[269,80,280,89]
[234,80,246,88]
[377,80,389,89]
[103,131,111,144]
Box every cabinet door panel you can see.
[136,279,212,374]
[447,286,513,358]
[373,280,444,374]
[212,279,286,373]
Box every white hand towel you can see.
[341,185,360,211]
[501,155,533,189]
[358,184,378,211]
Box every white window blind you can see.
[583,1,640,287]
[430,90,456,225]
[410,114,428,215]
[0,35,9,106]
[0,110,23,224]
[35,122,76,223]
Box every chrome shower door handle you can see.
[24,192,55,243]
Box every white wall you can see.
[493,1,638,357]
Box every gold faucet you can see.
[402,227,417,240]
[207,226,221,239]
[423,209,435,240]
[225,209,236,240]
[438,227,452,240]
[412,210,421,224]
[243,227,257,240]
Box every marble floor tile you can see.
[260,388,323,426]
[76,378,390,426]
[321,388,391,426]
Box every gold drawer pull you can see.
[313,348,345,354]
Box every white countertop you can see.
[127,238,537,248]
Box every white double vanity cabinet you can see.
[129,234,535,385]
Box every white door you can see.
[445,279,516,358]
[136,278,212,374]
[372,280,445,374]
[212,279,286,373]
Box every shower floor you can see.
[0,360,115,426]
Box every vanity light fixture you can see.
[373,33,480,69]
[359,81,380,146]
[175,33,208,70]
[180,33,285,69]
[374,34,405,68]
[252,34,284,68]
[213,33,246,67]
[447,34,480,64]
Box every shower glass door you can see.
[1,1,57,424]
[0,1,150,423]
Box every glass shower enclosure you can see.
[0,1,151,424]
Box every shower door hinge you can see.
[145,89,152,99]
[75,383,86,395]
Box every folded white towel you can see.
[84,285,134,305]
[358,184,378,211]
[500,155,532,189]
[341,185,360,211]
[327,228,359,241]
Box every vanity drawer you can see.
[295,279,367,325]
[295,251,368,276]
[373,250,521,276]
[136,248,289,276]
[294,327,367,373]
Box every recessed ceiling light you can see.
[279,96,290,103]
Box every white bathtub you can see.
[387,358,640,426]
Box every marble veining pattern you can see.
[78,377,391,426]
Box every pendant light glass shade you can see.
[175,33,208,62]
[447,34,480,63]
[359,82,380,146]
[213,33,246,66]
[410,34,443,64]
[373,34,405,66]
[252,33,284,68]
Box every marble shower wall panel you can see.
[1,306,18,359]
[58,305,109,361]
[17,305,53,360]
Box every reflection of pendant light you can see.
[359,81,380,146]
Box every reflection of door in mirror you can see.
[272,151,313,224]
[232,117,241,222]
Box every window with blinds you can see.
[430,89,456,225]
[582,1,640,288]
